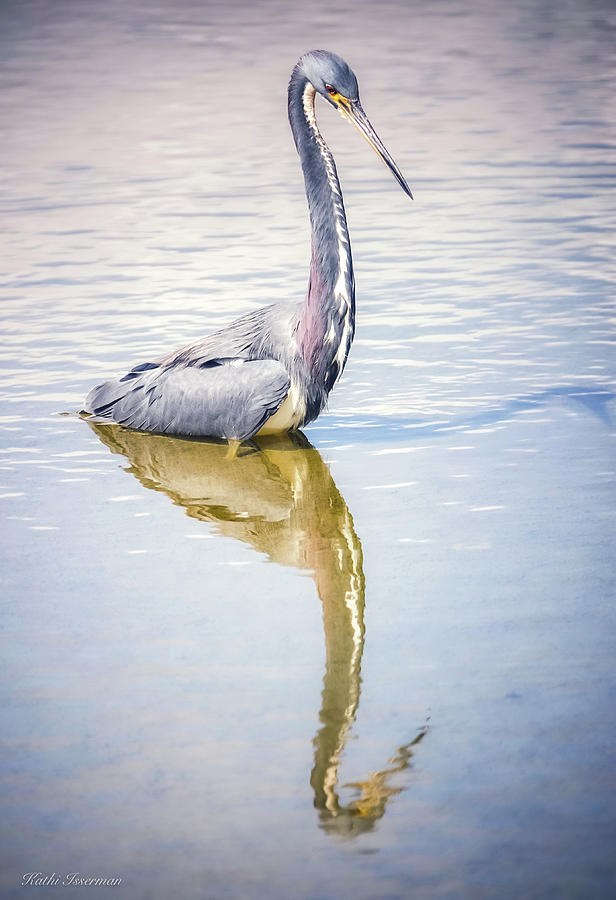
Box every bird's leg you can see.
[225,439,242,460]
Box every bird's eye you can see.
[325,85,337,95]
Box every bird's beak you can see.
[337,99,413,199]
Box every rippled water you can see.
[1,0,615,897]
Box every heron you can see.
[83,50,412,453]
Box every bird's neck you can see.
[288,69,355,393]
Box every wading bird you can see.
[83,51,412,452]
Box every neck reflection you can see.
[87,423,426,837]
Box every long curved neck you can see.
[288,68,355,393]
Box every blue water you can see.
[1,0,615,897]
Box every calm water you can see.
[1,0,615,897]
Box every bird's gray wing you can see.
[83,357,291,441]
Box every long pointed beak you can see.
[338,99,413,199]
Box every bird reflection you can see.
[87,422,426,836]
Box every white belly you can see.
[256,385,305,436]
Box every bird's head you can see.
[297,50,413,199]
[298,50,359,106]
